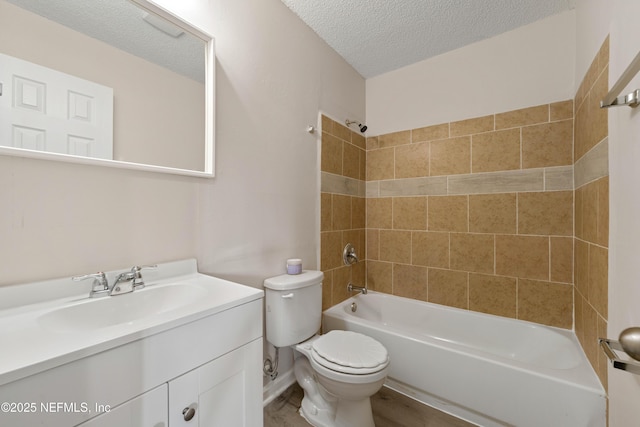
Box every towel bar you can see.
[601,89,640,108]
[599,338,640,375]
[601,50,640,108]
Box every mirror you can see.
[0,0,214,177]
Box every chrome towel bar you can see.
[601,89,640,108]
[599,337,640,375]
[601,50,640,108]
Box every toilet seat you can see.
[311,330,389,375]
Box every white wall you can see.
[0,0,364,291]
[574,0,640,424]
[0,156,199,286]
[574,0,610,84]
[600,1,640,425]
[0,0,362,402]
[366,10,576,136]
[162,0,365,287]
[366,2,640,425]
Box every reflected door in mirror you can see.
[0,53,114,159]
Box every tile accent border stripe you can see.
[321,172,366,197]
[545,166,574,191]
[448,169,544,195]
[574,138,608,189]
[365,166,574,197]
[380,176,448,197]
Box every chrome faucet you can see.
[110,265,157,296]
[110,270,136,296]
[347,283,367,295]
[73,264,157,297]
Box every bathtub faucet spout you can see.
[347,283,367,294]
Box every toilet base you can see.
[294,349,380,427]
[299,393,375,427]
[298,395,332,427]
[295,353,337,427]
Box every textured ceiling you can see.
[280,0,576,78]
[7,0,205,82]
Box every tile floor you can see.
[264,383,475,427]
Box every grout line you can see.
[515,277,519,320]
[466,195,470,233]
[469,134,473,174]
[393,146,396,180]
[515,193,519,235]
[428,140,432,180]
[466,271,469,310]
[493,233,496,276]
[448,232,451,270]
[548,236,552,282]
[426,195,430,230]
[519,127,523,170]
[425,259,429,302]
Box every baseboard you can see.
[262,368,296,407]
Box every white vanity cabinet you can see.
[76,385,168,427]
[76,338,262,427]
[168,339,262,426]
[0,260,264,427]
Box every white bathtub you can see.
[322,291,606,427]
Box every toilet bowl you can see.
[263,271,390,427]
[293,331,389,427]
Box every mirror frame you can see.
[0,0,215,178]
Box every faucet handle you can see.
[131,264,157,273]
[72,272,109,296]
[131,264,157,289]
[343,243,358,265]
[72,272,108,287]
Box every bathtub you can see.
[322,291,606,427]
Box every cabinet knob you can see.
[182,406,196,421]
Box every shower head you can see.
[345,119,368,133]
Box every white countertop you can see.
[0,259,263,386]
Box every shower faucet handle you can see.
[343,243,358,265]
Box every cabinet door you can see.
[75,384,167,427]
[169,339,262,426]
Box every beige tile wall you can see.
[319,35,610,394]
[320,116,367,311]
[574,37,609,390]
[365,100,575,329]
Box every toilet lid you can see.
[311,330,388,374]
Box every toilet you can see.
[264,270,389,427]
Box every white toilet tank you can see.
[263,270,323,348]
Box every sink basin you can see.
[0,259,264,388]
[38,283,207,333]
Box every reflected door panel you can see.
[0,53,113,159]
